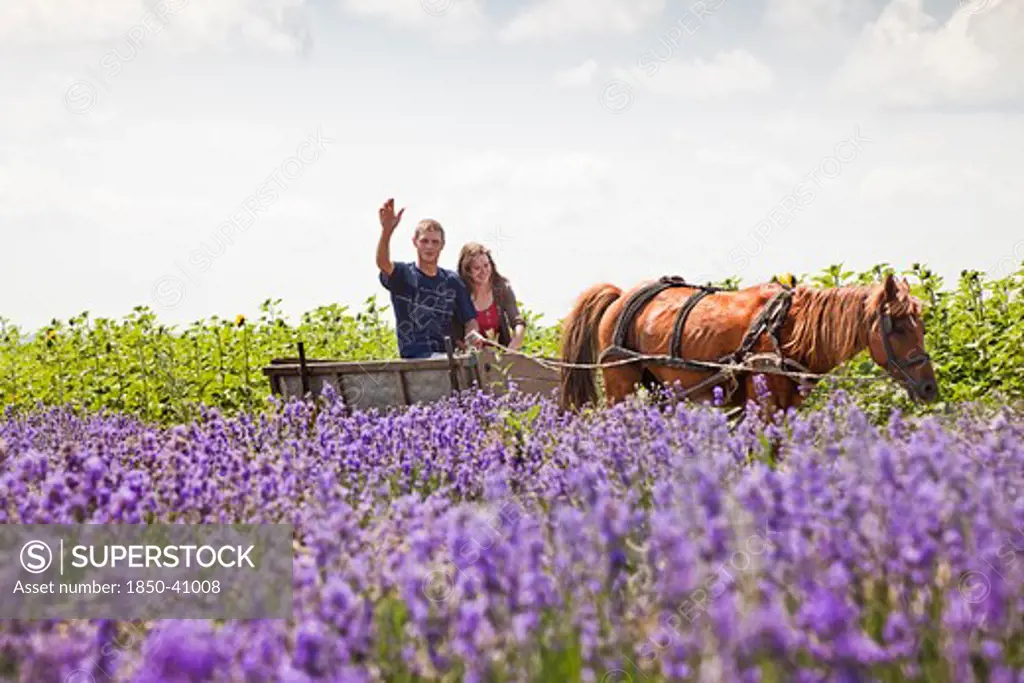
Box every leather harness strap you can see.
[727,288,794,365]
[602,275,797,384]
[669,288,717,360]
[610,276,728,359]
[612,276,687,348]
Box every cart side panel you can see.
[477,352,559,399]
[277,373,330,400]
[404,368,457,405]
[344,371,404,411]
[264,356,485,408]
[279,374,304,399]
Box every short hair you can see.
[414,219,445,243]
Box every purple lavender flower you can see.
[0,390,1019,680]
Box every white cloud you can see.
[619,49,774,99]
[766,0,843,34]
[553,59,598,88]
[501,0,665,41]
[858,163,991,202]
[340,0,487,42]
[763,0,879,42]
[0,0,313,54]
[434,151,614,195]
[3,0,1023,334]
[831,0,1024,107]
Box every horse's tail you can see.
[559,283,622,411]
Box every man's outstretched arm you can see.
[376,197,405,276]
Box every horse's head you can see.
[866,274,938,402]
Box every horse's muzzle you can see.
[914,379,938,403]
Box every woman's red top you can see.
[476,301,500,338]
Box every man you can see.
[375,197,481,359]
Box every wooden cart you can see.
[262,341,560,412]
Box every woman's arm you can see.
[510,322,526,351]
[501,284,527,351]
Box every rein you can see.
[465,278,929,404]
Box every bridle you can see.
[878,305,933,399]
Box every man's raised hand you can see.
[379,198,405,234]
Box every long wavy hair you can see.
[457,242,510,296]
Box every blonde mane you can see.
[781,281,922,371]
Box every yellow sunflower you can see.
[773,272,797,289]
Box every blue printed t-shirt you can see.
[379,262,477,359]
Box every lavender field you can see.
[0,382,1021,682]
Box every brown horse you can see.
[558,273,938,412]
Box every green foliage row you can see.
[0,296,564,424]
[0,262,1021,423]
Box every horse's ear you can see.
[884,273,898,301]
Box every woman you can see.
[454,242,527,351]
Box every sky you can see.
[1,0,1022,333]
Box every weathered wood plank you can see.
[263,355,476,376]
[397,371,410,405]
[262,349,558,408]
[345,371,404,409]
[404,369,457,405]
[476,352,559,399]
